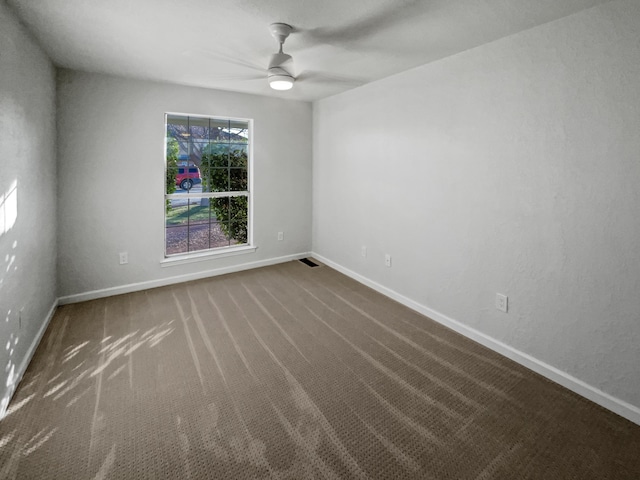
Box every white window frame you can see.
[161,112,255,265]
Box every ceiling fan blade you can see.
[207,73,264,81]
[296,70,366,87]
[183,48,264,73]
[298,0,424,46]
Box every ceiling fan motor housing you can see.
[268,52,293,71]
[268,51,294,83]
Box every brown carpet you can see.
[1,260,639,479]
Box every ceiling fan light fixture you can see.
[268,66,295,90]
[269,75,294,90]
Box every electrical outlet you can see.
[385,254,392,267]
[361,246,367,257]
[277,232,284,241]
[496,293,508,313]
[119,252,128,265]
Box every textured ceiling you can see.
[8,0,610,102]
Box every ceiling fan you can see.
[267,23,295,90]
[186,22,365,93]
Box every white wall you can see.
[313,0,640,413]
[0,3,57,415]
[57,71,312,299]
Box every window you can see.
[165,114,251,257]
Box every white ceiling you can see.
[8,0,610,102]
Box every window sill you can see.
[161,245,257,267]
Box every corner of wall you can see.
[0,300,58,420]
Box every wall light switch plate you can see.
[277,232,284,241]
[361,246,367,257]
[385,254,392,267]
[496,293,508,313]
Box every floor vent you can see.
[299,258,319,268]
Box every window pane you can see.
[229,145,248,168]
[209,119,230,143]
[230,220,247,245]
[187,203,209,226]
[210,197,230,223]
[204,144,230,167]
[202,145,229,192]
[166,201,188,226]
[229,196,248,244]
[230,168,247,191]
[175,167,202,192]
[208,168,229,192]
[166,226,188,255]
[189,116,209,140]
[229,120,249,144]
[188,222,210,252]
[229,196,247,219]
[166,166,178,194]
[210,224,230,248]
[166,201,189,255]
[167,115,188,136]
[189,140,207,166]
[167,115,190,165]
[166,131,180,194]
[209,202,229,248]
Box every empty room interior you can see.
[1,0,639,478]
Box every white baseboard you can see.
[0,298,58,420]
[311,253,640,426]
[58,252,311,305]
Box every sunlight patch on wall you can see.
[1,332,17,418]
[1,180,18,237]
